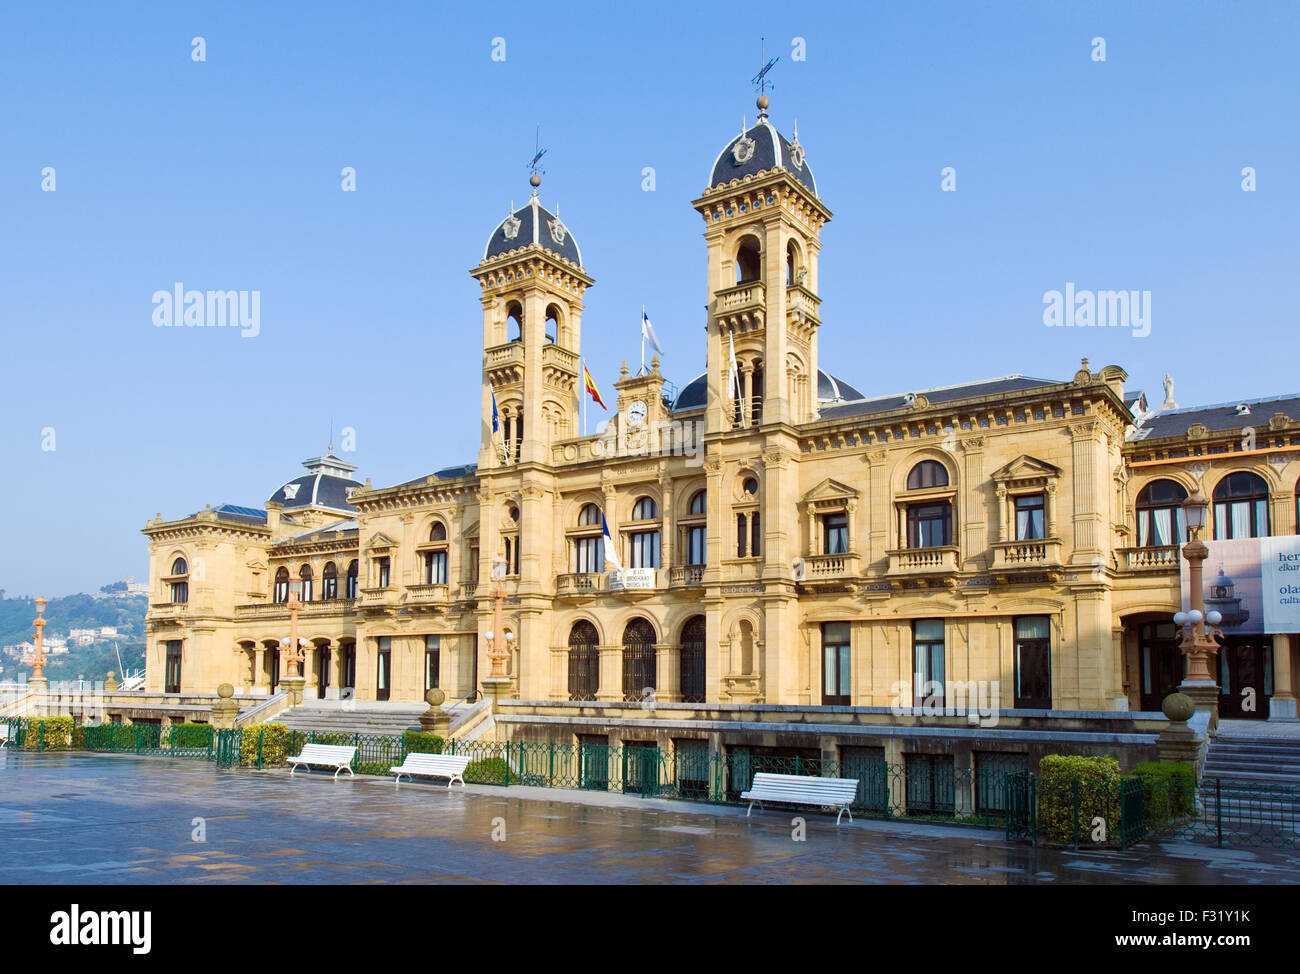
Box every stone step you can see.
[1204,753,1300,768]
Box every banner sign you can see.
[1180,536,1300,635]
[608,568,656,592]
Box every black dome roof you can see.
[708,116,816,195]
[672,369,863,411]
[483,193,583,267]
[267,453,363,513]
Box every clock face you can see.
[628,400,647,427]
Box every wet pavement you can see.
[1,750,1297,884]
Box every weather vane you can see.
[752,37,779,95]
[527,125,547,187]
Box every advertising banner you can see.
[1179,536,1300,635]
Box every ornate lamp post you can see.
[482,552,515,702]
[29,597,49,692]
[278,581,307,705]
[1173,490,1222,730]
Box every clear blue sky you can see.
[2,1,1296,596]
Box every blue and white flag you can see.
[601,513,623,573]
[641,310,663,356]
[491,389,499,433]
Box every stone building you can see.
[138,96,1300,767]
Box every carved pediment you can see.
[462,520,480,541]
[365,532,398,551]
[990,455,1063,485]
[801,478,860,507]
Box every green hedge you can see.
[22,716,73,751]
[464,757,510,784]
[71,725,87,750]
[239,723,291,768]
[1037,755,1121,845]
[164,722,214,749]
[402,730,444,755]
[1133,761,1195,825]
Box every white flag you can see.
[642,310,664,356]
[601,513,623,573]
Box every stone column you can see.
[1270,633,1298,721]
[660,643,681,702]
[253,647,266,693]
[597,644,621,701]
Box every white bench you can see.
[389,752,472,787]
[740,771,861,825]
[287,743,357,778]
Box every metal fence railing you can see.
[6,717,1294,848]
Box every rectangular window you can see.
[425,635,440,692]
[424,550,448,584]
[821,621,851,705]
[685,525,706,566]
[342,643,356,689]
[322,574,338,600]
[905,753,955,814]
[377,557,391,588]
[823,513,848,554]
[574,535,603,573]
[908,502,952,548]
[912,619,945,707]
[629,530,660,569]
[377,637,392,701]
[1014,494,1045,540]
[1014,615,1051,709]
[345,567,358,599]
[504,538,520,574]
[170,581,188,604]
[1214,500,1269,539]
[164,640,182,694]
[751,512,762,557]
[736,513,748,558]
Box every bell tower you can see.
[693,95,832,432]
[473,173,594,469]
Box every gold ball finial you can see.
[529,172,541,188]
[756,94,769,111]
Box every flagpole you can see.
[582,357,587,438]
[640,305,645,375]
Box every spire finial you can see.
[752,36,778,117]
[528,125,546,191]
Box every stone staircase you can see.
[1203,732,1300,787]
[277,702,428,737]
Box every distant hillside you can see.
[0,591,147,682]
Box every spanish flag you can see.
[582,362,607,410]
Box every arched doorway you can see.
[622,618,657,702]
[568,621,599,701]
[315,641,332,699]
[680,616,706,703]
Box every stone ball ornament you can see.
[217,683,235,699]
[1161,692,1195,723]
[425,688,446,707]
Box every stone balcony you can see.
[798,553,862,591]
[233,600,357,621]
[668,566,705,588]
[714,280,766,327]
[1115,545,1181,572]
[358,587,396,609]
[148,603,188,623]
[556,573,605,601]
[484,341,525,367]
[542,342,577,373]
[886,546,961,583]
[990,538,1064,576]
[405,584,449,607]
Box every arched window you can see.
[273,567,290,604]
[545,305,560,344]
[622,618,657,701]
[628,497,660,568]
[1136,479,1188,546]
[1213,472,1270,539]
[573,503,604,573]
[424,521,449,584]
[735,237,761,284]
[168,556,189,604]
[345,560,359,599]
[298,564,313,602]
[680,616,706,703]
[907,461,950,490]
[568,621,599,701]
[632,497,658,520]
[786,241,797,285]
[322,562,338,600]
[506,302,523,343]
[683,490,707,566]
